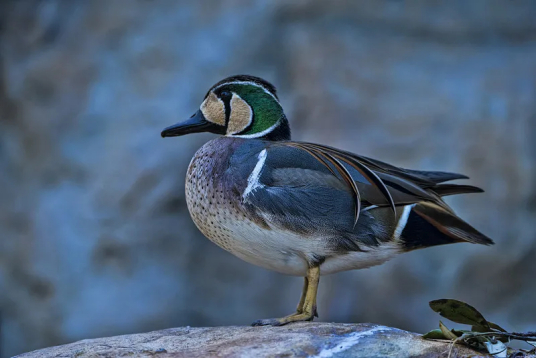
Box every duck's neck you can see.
[259,115,291,141]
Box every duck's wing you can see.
[228,142,365,242]
[289,141,487,200]
[282,142,448,210]
[228,140,492,248]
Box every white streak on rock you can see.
[313,326,392,358]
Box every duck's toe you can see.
[251,318,285,326]
[251,311,316,327]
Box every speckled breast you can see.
[185,138,246,254]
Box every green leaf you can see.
[471,325,489,333]
[439,321,458,340]
[422,329,447,339]
[430,299,490,331]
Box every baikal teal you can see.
[161,74,493,327]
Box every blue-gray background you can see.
[1,1,535,356]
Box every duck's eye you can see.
[219,91,232,100]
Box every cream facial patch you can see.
[227,93,253,135]
[200,92,226,126]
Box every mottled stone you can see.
[15,323,490,358]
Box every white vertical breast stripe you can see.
[243,149,267,200]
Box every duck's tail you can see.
[399,202,494,251]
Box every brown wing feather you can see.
[286,142,361,226]
[431,184,484,197]
[318,151,362,227]
[281,141,482,213]
[303,143,397,214]
[304,143,472,187]
[308,144,436,186]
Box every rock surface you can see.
[15,323,487,358]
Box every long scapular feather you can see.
[320,150,436,186]
[286,143,339,177]
[431,184,484,197]
[402,170,469,184]
[358,157,470,185]
[317,150,362,227]
[316,149,469,187]
[304,143,397,215]
[285,143,361,226]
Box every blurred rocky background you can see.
[1,0,535,356]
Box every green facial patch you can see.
[226,84,283,136]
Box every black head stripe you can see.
[207,75,278,99]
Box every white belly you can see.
[187,190,400,277]
[189,207,401,276]
[211,219,311,276]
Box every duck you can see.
[161,75,493,326]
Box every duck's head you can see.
[161,75,290,141]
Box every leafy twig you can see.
[423,299,536,357]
